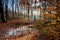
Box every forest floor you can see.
[0,20,39,40]
[0,20,34,31]
[0,20,60,40]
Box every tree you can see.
[5,0,8,21]
[12,0,14,19]
[0,0,6,22]
[27,0,30,21]
[17,0,20,19]
[15,0,18,19]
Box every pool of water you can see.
[8,26,38,36]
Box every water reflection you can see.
[8,26,38,37]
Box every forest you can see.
[0,0,60,40]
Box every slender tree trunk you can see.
[15,0,18,19]
[18,6,19,20]
[28,7,29,21]
[12,0,14,19]
[31,1,33,20]
[17,0,19,20]
[31,8,33,20]
[24,6,25,19]
[15,0,16,19]
[5,0,8,21]
[18,0,20,20]
[27,0,30,21]
[16,0,18,20]
[39,0,41,19]
[35,0,36,9]
[34,0,36,21]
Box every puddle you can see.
[8,26,38,37]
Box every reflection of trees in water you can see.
[8,26,38,36]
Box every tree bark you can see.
[5,0,8,21]
[12,0,14,19]
[27,0,30,21]
[0,0,6,22]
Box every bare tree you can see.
[27,0,30,21]
[12,0,14,19]
[14,0,18,20]
[34,0,36,21]
[31,0,33,20]
[5,0,8,21]
[0,0,6,22]
[17,0,20,19]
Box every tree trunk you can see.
[18,0,19,20]
[5,0,8,21]
[0,0,6,22]
[12,0,14,19]
[27,0,30,21]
